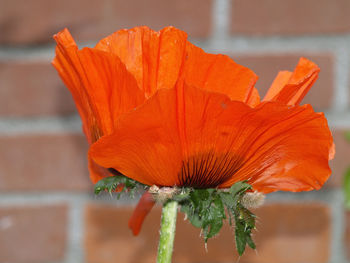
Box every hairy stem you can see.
[157,200,178,263]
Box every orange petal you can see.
[88,156,107,184]
[90,83,333,192]
[128,192,156,236]
[220,103,333,193]
[96,26,259,101]
[89,88,184,186]
[95,26,188,97]
[53,29,95,143]
[89,83,246,186]
[264,71,293,101]
[263,57,320,105]
[245,87,261,107]
[53,29,145,144]
[183,43,259,102]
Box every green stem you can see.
[157,200,178,263]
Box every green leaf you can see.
[234,215,247,256]
[94,176,121,194]
[94,175,144,197]
[229,181,251,196]
[190,189,210,209]
[344,168,350,209]
[177,182,256,256]
[233,204,256,255]
[238,206,256,229]
[345,131,350,143]
[205,219,223,242]
[213,196,226,219]
[246,234,256,249]
[172,190,191,202]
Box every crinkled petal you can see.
[53,29,145,142]
[89,88,184,186]
[128,192,156,236]
[53,29,96,142]
[53,28,145,181]
[90,83,333,192]
[88,156,112,184]
[95,26,188,97]
[245,87,261,107]
[96,26,258,102]
[183,43,259,102]
[263,57,320,105]
[220,103,333,193]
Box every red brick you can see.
[0,0,212,45]
[231,0,350,35]
[346,210,350,260]
[0,133,92,191]
[85,204,237,263]
[5,54,332,117]
[104,0,212,39]
[0,0,103,45]
[0,60,76,116]
[234,53,334,111]
[242,203,330,263]
[85,202,330,263]
[326,129,350,187]
[0,204,67,263]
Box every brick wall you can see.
[0,0,349,262]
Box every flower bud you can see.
[241,191,265,209]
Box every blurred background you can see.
[0,0,350,262]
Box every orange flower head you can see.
[53,26,334,194]
[53,27,334,237]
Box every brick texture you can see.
[242,203,330,263]
[0,204,67,263]
[231,0,350,35]
[0,0,212,45]
[234,53,334,111]
[0,133,92,191]
[85,202,330,263]
[346,210,350,260]
[0,0,346,261]
[0,60,76,117]
[0,54,333,117]
[0,0,103,45]
[103,0,212,39]
[326,129,350,187]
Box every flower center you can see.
[178,151,243,188]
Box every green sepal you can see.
[94,177,257,256]
[94,175,145,198]
[234,204,256,255]
[178,182,256,256]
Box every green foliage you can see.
[178,182,256,256]
[344,168,350,209]
[94,175,145,198]
[345,131,350,143]
[94,177,256,256]
[344,132,350,210]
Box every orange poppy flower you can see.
[53,26,334,236]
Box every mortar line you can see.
[268,190,347,263]
[2,36,350,60]
[211,0,231,41]
[333,45,350,112]
[329,191,347,263]
[0,115,81,135]
[65,198,85,263]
